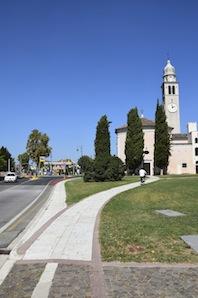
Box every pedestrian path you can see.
[16,176,159,261]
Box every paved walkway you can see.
[15,176,158,261]
[0,176,198,297]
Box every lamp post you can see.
[142,149,149,169]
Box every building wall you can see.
[117,131,126,163]
[116,128,155,175]
[168,143,195,174]
[143,128,155,175]
[117,129,196,175]
[190,131,198,169]
[171,139,189,144]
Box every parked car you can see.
[4,172,18,183]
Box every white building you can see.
[116,60,198,175]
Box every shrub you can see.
[78,155,94,173]
[105,156,125,181]
[83,171,95,182]
[94,157,110,181]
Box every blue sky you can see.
[1,0,198,162]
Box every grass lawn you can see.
[65,176,139,205]
[100,177,198,263]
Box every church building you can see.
[115,60,198,175]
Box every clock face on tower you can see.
[168,103,177,113]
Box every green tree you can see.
[0,155,7,172]
[18,152,29,172]
[26,129,52,166]
[0,146,14,171]
[78,155,94,173]
[125,108,144,174]
[94,115,111,181]
[154,101,171,175]
[105,156,125,181]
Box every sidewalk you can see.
[0,176,198,298]
[15,176,159,261]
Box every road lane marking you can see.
[0,259,15,286]
[0,182,51,235]
[31,262,58,298]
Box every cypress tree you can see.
[154,101,171,175]
[94,115,111,181]
[125,108,144,174]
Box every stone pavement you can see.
[103,263,198,298]
[0,261,197,297]
[0,176,198,297]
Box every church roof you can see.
[141,118,155,126]
[115,117,155,133]
[171,133,188,140]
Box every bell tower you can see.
[162,60,180,133]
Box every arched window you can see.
[195,148,198,156]
[168,86,171,94]
[195,137,198,143]
[172,86,175,94]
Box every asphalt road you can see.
[0,177,28,192]
[0,177,62,248]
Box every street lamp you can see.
[142,149,149,169]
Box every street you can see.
[0,177,28,193]
[0,176,62,248]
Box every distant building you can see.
[116,60,198,175]
[44,159,79,175]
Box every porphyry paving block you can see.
[155,209,185,217]
[181,235,198,253]
[0,263,46,297]
[48,264,92,298]
[103,266,198,297]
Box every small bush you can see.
[78,155,94,173]
[83,171,95,182]
[105,156,125,181]
[84,156,125,182]
[94,157,109,182]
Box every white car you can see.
[4,172,17,183]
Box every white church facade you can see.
[116,60,198,175]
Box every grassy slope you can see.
[65,176,139,205]
[100,177,198,263]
